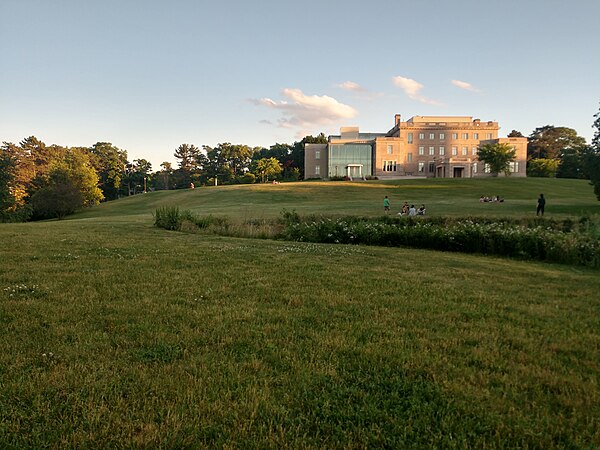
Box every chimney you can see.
[395,114,401,126]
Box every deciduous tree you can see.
[528,158,560,178]
[477,143,516,177]
[89,142,128,200]
[30,149,103,219]
[587,102,600,200]
[254,157,282,183]
[527,126,586,160]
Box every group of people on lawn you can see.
[479,195,504,203]
[384,193,547,216]
[383,196,426,216]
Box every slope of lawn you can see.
[1,177,599,447]
[73,177,600,223]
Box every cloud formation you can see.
[252,88,357,131]
[392,76,441,105]
[451,79,481,92]
[337,81,366,92]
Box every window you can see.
[315,150,320,159]
[472,163,478,174]
[383,160,397,172]
[407,133,413,144]
[418,146,425,155]
[473,133,479,140]
[484,164,491,173]
[462,133,468,139]
[509,161,519,173]
[472,147,477,155]
[439,133,445,140]
[452,133,458,139]
[486,133,492,139]
[429,133,435,140]
[429,146,435,156]
[451,146,458,156]
[419,133,425,140]
[439,146,445,156]
[462,146,468,156]
[418,162,425,172]
[407,152,413,162]
[387,144,393,155]
[315,166,320,175]
[428,162,435,173]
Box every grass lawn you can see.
[73,177,600,222]
[1,178,599,447]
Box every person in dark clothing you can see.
[537,193,546,216]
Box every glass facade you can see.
[328,144,373,178]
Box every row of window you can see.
[417,146,478,156]
[381,161,520,174]
[407,132,493,143]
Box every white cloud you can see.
[337,81,366,92]
[451,79,481,92]
[252,88,357,131]
[392,76,442,105]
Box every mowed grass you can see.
[1,178,600,447]
[73,177,600,222]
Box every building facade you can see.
[304,115,527,180]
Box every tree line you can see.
[0,134,327,221]
[2,103,600,222]
[512,103,600,199]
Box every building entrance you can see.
[453,167,464,178]
[346,164,363,180]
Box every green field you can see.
[1,178,599,448]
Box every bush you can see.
[154,206,184,230]
[239,173,256,184]
[30,182,83,220]
[278,214,600,268]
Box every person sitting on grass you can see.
[417,204,426,215]
[398,202,409,216]
[408,205,417,216]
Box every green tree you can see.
[556,147,587,179]
[30,175,83,220]
[254,157,283,183]
[527,158,560,177]
[62,148,104,207]
[30,149,103,219]
[174,144,204,187]
[204,143,252,184]
[587,103,600,200]
[290,133,327,179]
[507,130,524,138]
[527,126,586,160]
[477,143,516,177]
[0,150,20,221]
[155,161,173,190]
[89,142,128,200]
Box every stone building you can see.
[304,115,527,180]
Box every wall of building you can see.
[304,116,527,180]
[304,144,327,179]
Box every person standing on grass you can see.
[383,196,390,214]
[537,193,546,216]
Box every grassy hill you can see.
[73,177,600,222]
[1,178,599,447]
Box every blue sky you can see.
[1,0,599,170]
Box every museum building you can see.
[304,115,527,180]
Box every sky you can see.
[1,0,599,170]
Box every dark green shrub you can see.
[154,206,183,230]
[278,213,600,268]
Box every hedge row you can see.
[279,214,600,268]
